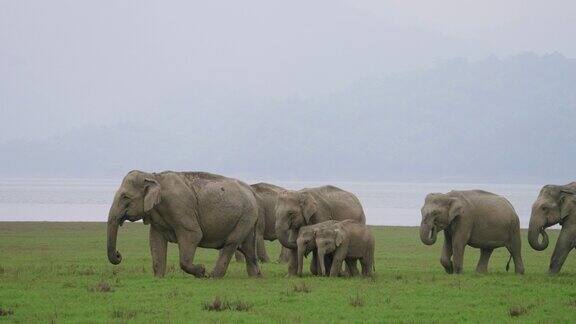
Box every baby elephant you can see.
[315,220,375,277]
[420,190,524,274]
[296,220,338,276]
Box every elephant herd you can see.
[106,170,575,278]
[420,183,576,274]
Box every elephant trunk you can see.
[107,200,123,265]
[528,217,549,251]
[276,222,297,250]
[420,222,437,245]
[297,242,305,276]
[318,250,326,276]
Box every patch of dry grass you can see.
[203,297,253,312]
[88,281,113,293]
[292,282,312,293]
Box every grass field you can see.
[0,222,575,323]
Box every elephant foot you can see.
[208,271,224,279]
[181,263,206,278]
[193,265,206,278]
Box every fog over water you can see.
[0,178,543,227]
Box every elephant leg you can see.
[176,229,205,278]
[324,254,334,277]
[506,232,525,274]
[287,248,298,276]
[329,257,345,277]
[549,227,576,274]
[278,246,292,263]
[345,259,360,277]
[451,232,467,274]
[475,248,493,273]
[329,248,347,277]
[360,258,373,277]
[234,250,245,262]
[440,231,454,274]
[149,226,168,278]
[310,250,319,275]
[256,232,270,263]
[238,229,262,277]
[212,244,238,278]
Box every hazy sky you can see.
[1,0,575,141]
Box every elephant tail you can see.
[505,254,512,272]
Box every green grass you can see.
[0,222,575,323]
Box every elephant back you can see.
[308,186,366,225]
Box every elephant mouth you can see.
[118,213,139,225]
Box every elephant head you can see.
[419,193,463,245]
[296,228,317,276]
[528,185,576,251]
[315,227,344,276]
[274,191,318,250]
[107,170,161,265]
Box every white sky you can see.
[1,0,575,140]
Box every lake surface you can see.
[0,178,543,227]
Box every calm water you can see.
[0,178,543,227]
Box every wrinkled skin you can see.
[295,220,338,276]
[420,190,524,274]
[233,183,291,263]
[528,182,576,274]
[107,170,261,279]
[274,185,366,276]
[316,220,375,277]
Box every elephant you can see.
[274,185,366,276]
[233,182,291,263]
[295,220,338,276]
[236,182,289,263]
[419,190,524,274]
[528,182,576,274]
[315,220,375,277]
[106,170,261,278]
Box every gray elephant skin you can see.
[233,182,291,263]
[420,190,524,274]
[107,170,261,278]
[528,182,576,274]
[274,185,366,276]
[295,220,338,276]
[316,220,375,277]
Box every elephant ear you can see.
[334,228,345,247]
[144,178,161,213]
[300,193,318,224]
[447,197,463,223]
[559,189,576,220]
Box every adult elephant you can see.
[420,190,524,274]
[107,170,261,278]
[528,182,576,274]
[274,185,366,276]
[232,182,291,263]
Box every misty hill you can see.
[1,53,575,183]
